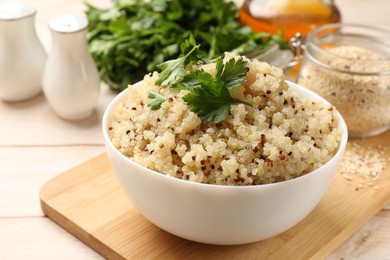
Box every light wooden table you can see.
[0,0,389,259]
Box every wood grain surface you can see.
[40,130,390,259]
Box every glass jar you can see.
[297,24,390,138]
[239,0,341,39]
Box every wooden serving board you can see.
[40,132,390,259]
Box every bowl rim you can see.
[102,80,348,190]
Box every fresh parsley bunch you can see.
[87,0,286,92]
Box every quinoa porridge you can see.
[108,54,342,185]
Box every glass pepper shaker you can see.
[43,14,100,120]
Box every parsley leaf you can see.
[147,91,168,110]
[182,77,250,123]
[219,58,249,89]
[183,93,231,124]
[155,36,201,87]
[176,56,252,123]
[170,69,207,90]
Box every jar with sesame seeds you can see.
[297,23,390,138]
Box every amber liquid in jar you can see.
[239,0,341,39]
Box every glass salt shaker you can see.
[0,2,46,102]
[43,14,100,120]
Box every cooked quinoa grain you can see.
[109,54,342,185]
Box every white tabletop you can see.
[0,0,389,259]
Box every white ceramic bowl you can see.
[102,81,348,245]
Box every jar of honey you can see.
[239,0,341,39]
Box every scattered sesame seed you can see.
[339,143,387,191]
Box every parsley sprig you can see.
[148,42,253,123]
[155,36,201,87]
[174,56,252,123]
